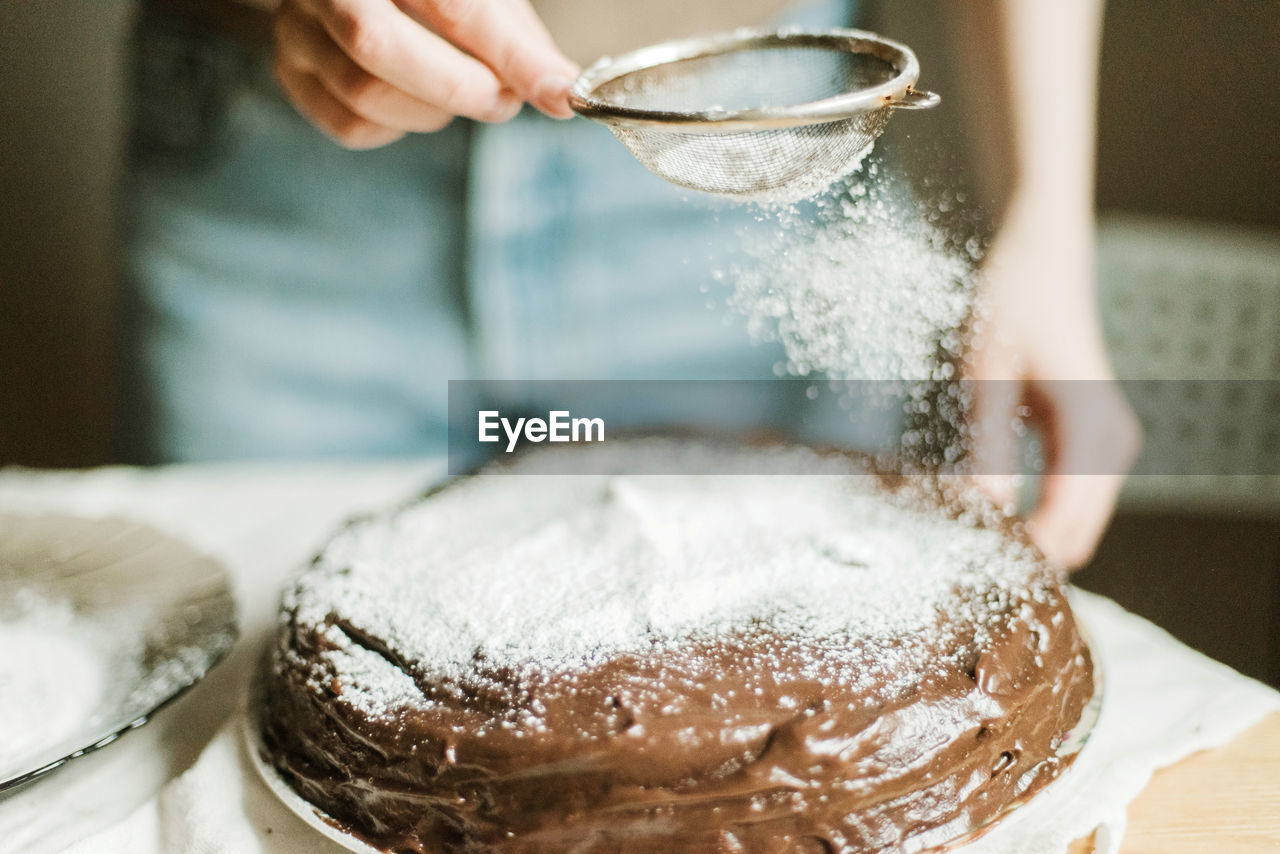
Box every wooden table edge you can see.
[1067,711,1280,853]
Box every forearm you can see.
[949,0,1109,371]
[1000,0,1104,211]
[947,1,1104,224]
[1002,0,1108,369]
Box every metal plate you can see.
[0,514,238,792]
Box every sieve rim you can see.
[567,27,929,133]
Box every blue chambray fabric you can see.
[121,0,860,461]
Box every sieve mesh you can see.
[569,30,938,205]
[609,112,890,202]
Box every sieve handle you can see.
[891,88,941,110]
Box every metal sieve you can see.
[568,28,940,204]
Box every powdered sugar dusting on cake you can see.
[283,441,1048,723]
[305,623,433,719]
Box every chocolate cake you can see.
[259,441,1094,853]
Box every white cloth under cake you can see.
[0,462,1275,854]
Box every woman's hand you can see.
[272,0,579,148]
[943,0,1139,569]
[967,197,1142,569]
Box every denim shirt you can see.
[122,0,860,461]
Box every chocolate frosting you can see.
[259,444,1094,853]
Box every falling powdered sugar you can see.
[724,168,974,382]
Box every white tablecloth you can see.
[0,462,1275,854]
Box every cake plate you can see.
[245,627,1103,854]
[924,625,1105,852]
[244,677,386,854]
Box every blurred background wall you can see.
[1,0,132,468]
[0,2,1277,682]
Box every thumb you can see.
[1025,380,1142,568]
[965,363,1023,512]
[406,0,578,117]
